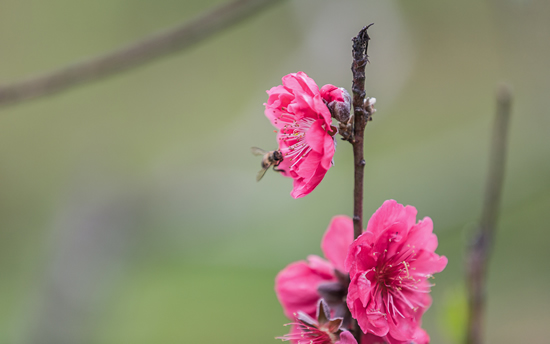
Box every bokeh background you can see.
[1,0,549,343]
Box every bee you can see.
[251,147,284,181]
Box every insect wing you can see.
[256,166,270,182]
[251,147,267,156]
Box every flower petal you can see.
[305,119,328,153]
[322,215,354,272]
[411,327,430,344]
[295,150,322,179]
[321,135,336,171]
[320,84,345,103]
[275,257,336,319]
[313,93,333,126]
[283,71,319,97]
[290,168,326,198]
[365,200,417,239]
[264,85,294,129]
[361,333,388,344]
[406,217,438,253]
[337,331,358,344]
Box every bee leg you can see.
[273,166,285,173]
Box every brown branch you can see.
[349,23,373,343]
[0,0,283,108]
[465,84,512,344]
[350,24,373,240]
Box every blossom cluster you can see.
[259,72,447,344]
[275,200,447,344]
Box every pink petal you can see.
[410,248,448,275]
[290,165,327,198]
[295,150,323,179]
[296,71,321,96]
[381,327,430,344]
[348,275,389,337]
[365,200,417,239]
[321,216,354,272]
[344,231,374,273]
[411,327,430,344]
[312,93,333,126]
[287,89,317,120]
[290,177,307,199]
[306,255,336,277]
[361,333,388,344]
[370,224,409,260]
[282,72,318,97]
[321,135,336,170]
[264,85,294,129]
[358,304,389,338]
[305,119,328,153]
[320,84,344,103]
[352,245,377,277]
[337,331,358,344]
[346,274,361,313]
[275,257,336,319]
[357,273,373,307]
[406,217,438,252]
[385,305,416,342]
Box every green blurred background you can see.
[1,0,549,343]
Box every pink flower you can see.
[264,72,345,198]
[345,200,448,343]
[275,216,354,319]
[278,300,358,344]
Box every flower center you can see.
[369,245,430,317]
[375,260,413,291]
[278,117,316,171]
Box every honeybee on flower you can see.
[251,147,284,181]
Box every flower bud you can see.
[321,85,351,123]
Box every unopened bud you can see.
[365,97,377,121]
[321,85,352,123]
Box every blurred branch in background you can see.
[25,183,147,344]
[465,84,512,344]
[0,0,283,109]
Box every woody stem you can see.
[350,23,373,342]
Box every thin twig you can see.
[350,24,373,240]
[465,84,512,344]
[0,0,282,108]
[349,23,373,343]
